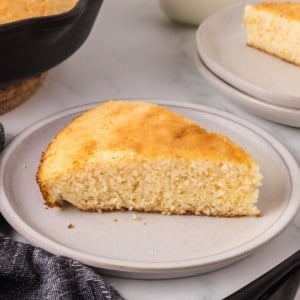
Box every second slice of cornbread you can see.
[243,2,300,66]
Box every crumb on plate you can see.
[132,214,141,221]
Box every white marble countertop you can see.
[1,0,300,299]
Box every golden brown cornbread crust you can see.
[37,127,63,209]
[0,0,78,25]
[254,2,300,21]
[38,100,253,176]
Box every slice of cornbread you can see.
[37,101,262,217]
[243,2,300,66]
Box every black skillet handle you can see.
[224,250,300,300]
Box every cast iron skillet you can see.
[0,0,103,88]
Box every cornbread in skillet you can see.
[37,101,262,217]
[0,0,78,25]
[243,2,300,66]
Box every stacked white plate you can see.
[196,1,300,127]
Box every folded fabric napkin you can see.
[0,123,123,300]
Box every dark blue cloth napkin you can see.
[0,123,123,300]
[0,235,122,300]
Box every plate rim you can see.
[1,99,300,273]
[195,52,300,127]
[195,52,300,112]
[196,1,300,109]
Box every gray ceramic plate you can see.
[195,53,300,128]
[196,1,300,109]
[0,100,299,279]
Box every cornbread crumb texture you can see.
[0,0,78,25]
[67,223,74,229]
[243,2,300,66]
[132,214,141,221]
[37,100,262,217]
[254,2,300,20]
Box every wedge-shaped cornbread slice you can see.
[37,101,262,216]
[243,2,300,66]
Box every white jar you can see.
[159,0,240,26]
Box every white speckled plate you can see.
[196,1,300,109]
[195,53,300,128]
[0,100,299,279]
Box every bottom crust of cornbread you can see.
[247,43,300,67]
[41,190,261,218]
[43,195,260,217]
[72,206,261,217]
